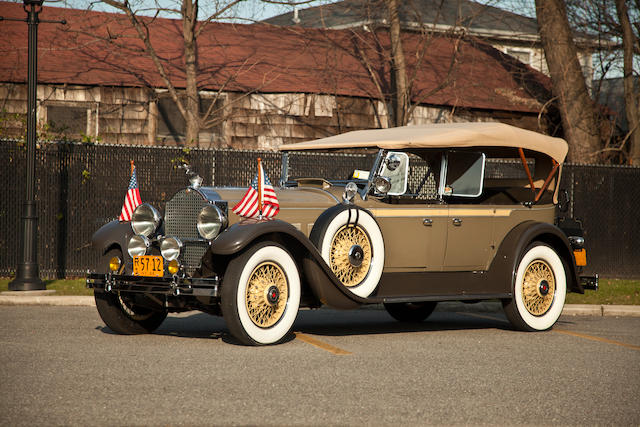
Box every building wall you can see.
[0,83,152,144]
[491,41,594,86]
[0,83,545,149]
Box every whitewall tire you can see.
[503,243,567,331]
[313,207,384,298]
[221,242,301,345]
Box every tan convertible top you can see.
[279,122,568,163]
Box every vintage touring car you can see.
[87,122,597,345]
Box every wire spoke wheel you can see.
[118,293,155,321]
[245,262,289,328]
[94,248,167,335]
[312,206,384,298]
[329,225,372,287]
[521,260,555,316]
[222,242,301,345]
[503,243,566,332]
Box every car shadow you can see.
[96,307,515,343]
[294,308,514,338]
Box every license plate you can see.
[133,255,164,277]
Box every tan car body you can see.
[216,184,555,274]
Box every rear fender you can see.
[489,221,583,294]
[202,218,365,309]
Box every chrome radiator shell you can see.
[164,187,227,274]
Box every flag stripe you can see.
[119,166,142,222]
[232,160,280,219]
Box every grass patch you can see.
[1,277,638,304]
[0,278,92,296]
[566,278,640,305]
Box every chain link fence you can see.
[1,139,639,278]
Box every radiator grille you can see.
[164,189,213,274]
[165,189,207,239]
[183,241,210,275]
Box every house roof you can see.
[0,1,552,114]
[264,0,540,40]
[279,122,568,163]
[265,0,599,46]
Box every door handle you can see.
[423,218,433,226]
[452,218,462,226]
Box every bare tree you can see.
[558,0,640,164]
[97,0,245,145]
[315,0,465,128]
[387,0,409,126]
[535,0,601,162]
[614,0,640,164]
[96,0,319,146]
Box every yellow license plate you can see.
[133,255,164,277]
[574,249,587,267]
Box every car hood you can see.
[212,185,341,224]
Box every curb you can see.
[0,294,639,316]
[0,295,94,306]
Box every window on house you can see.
[47,105,89,135]
[506,48,531,65]
[157,95,224,144]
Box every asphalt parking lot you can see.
[1,305,639,425]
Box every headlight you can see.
[131,203,161,237]
[160,237,183,261]
[128,235,150,258]
[343,181,358,204]
[197,204,227,239]
[373,176,391,194]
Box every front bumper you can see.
[86,272,220,297]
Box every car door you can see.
[439,151,495,271]
[444,206,494,270]
[372,205,448,270]
[369,151,447,271]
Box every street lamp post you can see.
[1,1,65,290]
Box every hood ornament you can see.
[178,163,203,189]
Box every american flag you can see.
[118,163,142,222]
[232,159,279,218]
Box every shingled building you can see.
[0,1,557,149]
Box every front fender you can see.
[208,219,306,255]
[488,221,583,294]
[202,218,366,309]
[91,220,134,258]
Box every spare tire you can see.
[310,205,384,298]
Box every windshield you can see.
[283,151,377,183]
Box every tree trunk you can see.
[535,0,600,163]
[387,0,409,127]
[182,0,200,145]
[614,0,640,165]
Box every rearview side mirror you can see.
[378,151,409,195]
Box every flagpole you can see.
[257,157,263,218]
[130,160,134,175]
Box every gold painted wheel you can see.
[521,259,555,316]
[245,261,289,328]
[329,225,372,287]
